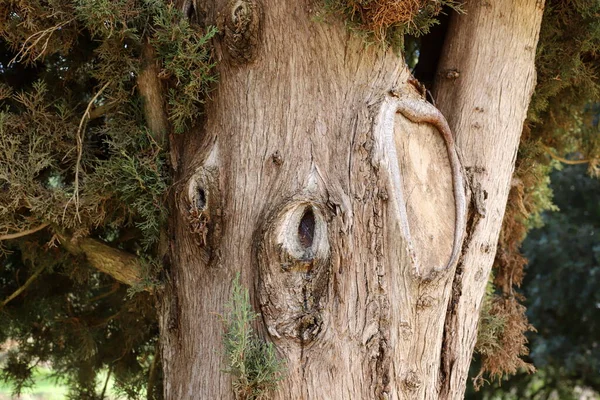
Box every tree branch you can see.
[100,365,112,400]
[138,39,169,144]
[542,144,590,165]
[9,18,75,65]
[57,232,147,288]
[88,101,117,120]
[67,81,111,222]
[0,223,50,241]
[1,263,46,309]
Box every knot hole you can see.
[298,207,315,249]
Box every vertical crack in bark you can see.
[372,159,391,399]
[439,259,464,398]
[439,189,481,397]
[374,230,391,398]
[362,102,396,398]
[374,312,391,398]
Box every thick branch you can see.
[58,233,146,288]
[433,1,544,397]
[1,264,46,309]
[138,39,168,144]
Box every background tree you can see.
[0,0,598,399]
[468,161,600,400]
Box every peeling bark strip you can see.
[159,0,545,399]
[373,84,467,277]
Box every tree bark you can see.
[434,1,544,397]
[159,1,544,399]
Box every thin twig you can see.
[100,365,113,400]
[65,81,111,222]
[147,342,160,400]
[1,263,46,309]
[542,144,590,165]
[0,223,50,241]
[9,18,75,65]
[87,282,120,303]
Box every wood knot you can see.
[271,150,283,166]
[416,295,435,310]
[224,0,260,64]
[185,159,222,256]
[257,201,331,345]
[403,371,421,391]
[442,68,460,80]
[188,183,210,246]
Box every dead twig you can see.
[9,18,75,65]
[1,263,47,309]
[64,81,111,222]
[542,144,590,165]
[0,222,50,241]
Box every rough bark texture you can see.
[434,1,545,398]
[58,233,144,287]
[159,1,544,399]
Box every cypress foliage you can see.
[474,0,600,388]
[0,0,598,397]
[317,0,462,50]
[0,1,215,397]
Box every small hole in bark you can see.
[298,207,315,249]
[271,151,283,165]
[186,3,195,20]
[196,187,206,210]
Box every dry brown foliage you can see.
[360,0,435,30]
[327,0,448,40]
[474,295,536,390]
[474,121,553,386]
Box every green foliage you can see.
[522,165,600,395]
[469,165,600,399]
[0,80,168,247]
[0,0,217,398]
[0,0,218,245]
[87,115,168,250]
[222,275,285,400]
[0,366,70,399]
[317,0,463,50]
[515,0,600,225]
[151,7,217,133]
[0,242,161,399]
[477,0,600,386]
[475,283,506,360]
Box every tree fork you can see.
[158,1,546,399]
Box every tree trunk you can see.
[159,1,544,399]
